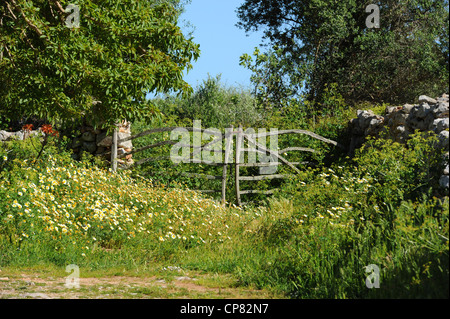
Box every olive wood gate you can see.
[110,125,341,206]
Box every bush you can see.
[354,131,446,202]
[154,75,262,129]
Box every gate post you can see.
[111,127,118,173]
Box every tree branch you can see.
[21,29,36,50]
[49,0,66,15]
[3,44,16,67]
[10,0,44,37]
[6,2,18,20]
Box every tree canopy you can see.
[237,0,449,106]
[0,0,200,128]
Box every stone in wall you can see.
[439,130,449,150]
[348,110,385,153]
[349,93,449,190]
[350,93,449,146]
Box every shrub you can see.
[154,75,262,128]
[354,131,446,203]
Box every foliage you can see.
[354,132,447,202]
[0,125,448,298]
[0,141,241,265]
[237,0,449,105]
[153,75,262,128]
[240,47,305,109]
[0,0,200,129]
[229,131,449,298]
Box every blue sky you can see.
[180,0,265,90]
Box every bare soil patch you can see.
[0,270,281,299]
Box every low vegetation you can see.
[1,87,448,298]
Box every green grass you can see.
[1,105,448,298]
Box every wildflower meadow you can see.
[0,128,448,298]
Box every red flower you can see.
[22,124,34,132]
[40,124,59,137]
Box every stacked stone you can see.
[385,94,449,142]
[0,129,43,141]
[71,121,134,166]
[350,93,449,189]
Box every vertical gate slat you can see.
[222,126,234,204]
[235,125,243,206]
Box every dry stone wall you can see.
[349,93,449,189]
[0,121,134,166]
[70,121,134,166]
[0,129,43,141]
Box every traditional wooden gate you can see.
[110,125,341,205]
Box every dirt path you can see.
[0,270,281,299]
